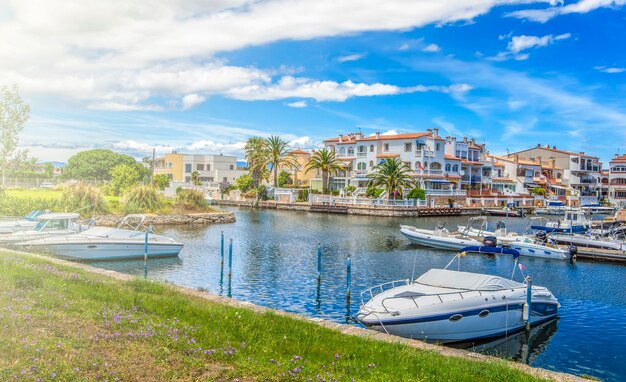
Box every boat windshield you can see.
[34,219,69,232]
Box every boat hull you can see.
[530,225,588,234]
[24,242,183,261]
[506,242,569,260]
[360,302,558,343]
[400,227,480,250]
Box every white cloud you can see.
[187,139,246,152]
[225,76,472,102]
[288,136,316,148]
[0,0,552,109]
[507,33,570,53]
[181,93,206,110]
[381,129,399,136]
[595,66,626,74]
[507,0,625,23]
[113,140,175,153]
[286,100,308,108]
[337,53,367,63]
[422,43,441,52]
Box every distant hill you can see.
[38,161,66,168]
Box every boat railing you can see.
[378,289,486,315]
[360,279,410,306]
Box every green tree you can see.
[109,164,141,196]
[532,187,546,196]
[235,174,254,192]
[63,149,146,180]
[245,137,269,188]
[406,188,426,200]
[367,158,415,199]
[191,171,202,186]
[0,84,31,187]
[277,170,292,188]
[305,148,344,194]
[153,174,170,190]
[264,136,298,188]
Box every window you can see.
[207,164,211,171]
[339,147,346,155]
[370,145,374,152]
[384,143,389,152]
[445,164,451,172]
[404,143,412,152]
[436,142,440,151]
[357,162,367,170]
[430,162,442,170]
[348,147,354,156]
[452,164,459,172]
[369,160,374,167]
[185,164,192,173]
[197,164,204,171]
[358,146,366,153]
[230,165,234,170]
[613,165,626,172]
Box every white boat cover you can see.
[415,269,524,291]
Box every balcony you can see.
[415,150,435,158]
[425,189,467,196]
[356,151,368,157]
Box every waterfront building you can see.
[608,154,626,207]
[508,144,603,205]
[154,152,246,184]
[276,149,313,187]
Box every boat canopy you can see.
[416,269,524,291]
[547,201,565,207]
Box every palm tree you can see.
[367,158,415,199]
[305,148,344,193]
[244,137,269,188]
[264,136,298,188]
[191,171,201,186]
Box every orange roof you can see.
[493,163,505,167]
[376,153,400,158]
[289,149,308,155]
[469,143,483,150]
[324,132,432,144]
[611,155,626,163]
[444,154,462,161]
[489,155,540,166]
[462,160,484,165]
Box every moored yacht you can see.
[0,213,83,245]
[400,223,481,250]
[0,210,48,234]
[356,250,559,343]
[18,214,183,261]
[529,211,591,234]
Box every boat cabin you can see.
[33,213,81,232]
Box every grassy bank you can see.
[1,188,218,217]
[0,251,551,382]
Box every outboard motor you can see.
[535,231,547,243]
[482,236,498,247]
[569,245,578,263]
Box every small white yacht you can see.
[0,213,82,245]
[458,219,522,245]
[400,223,481,251]
[549,232,626,252]
[357,251,559,343]
[528,211,591,234]
[534,201,571,216]
[505,234,572,260]
[0,210,48,234]
[18,214,183,261]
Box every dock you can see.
[558,245,626,263]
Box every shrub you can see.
[0,196,58,216]
[277,170,292,187]
[344,185,356,196]
[153,174,170,190]
[365,186,384,198]
[176,189,210,211]
[235,174,254,193]
[121,185,165,213]
[256,185,268,201]
[297,188,309,202]
[407,188,426,200]
[59,182,108,216]
[108,163,142,196]
[242,189,258,199]
[331,190,340,196]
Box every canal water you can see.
[96,207,626,381]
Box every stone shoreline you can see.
[92,212,236,226]
[2,248,585,382]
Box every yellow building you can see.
[154,152,245,184]
[275,149,313,187]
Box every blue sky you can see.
[1,0,625,163]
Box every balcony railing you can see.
[415,150,435,158]
[424,189,467,196]
[356,151,367,157]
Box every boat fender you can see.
[482,236,497,247]
[522,302,530,322]
[568,245,578,256]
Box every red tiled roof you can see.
[512,146,598,159]
[611,155,626,163]
[289,149,308,155]
[444,154,462,161]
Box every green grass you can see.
[0,251,548,382]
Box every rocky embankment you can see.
[92,212,236,227]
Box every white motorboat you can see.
[505,234,572,260]
[528,211,592,234]
[580,204,616,215]
[357,251,559,343]
[534,201,572,216]
[549,232,626,252]
[458,219,522,245]
[400,223,480,251]
[0,210,48,234]
[0,213,83,245]
[18,214,183,261]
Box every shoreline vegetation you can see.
[0,249,580,382]
[0,187,233,225]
